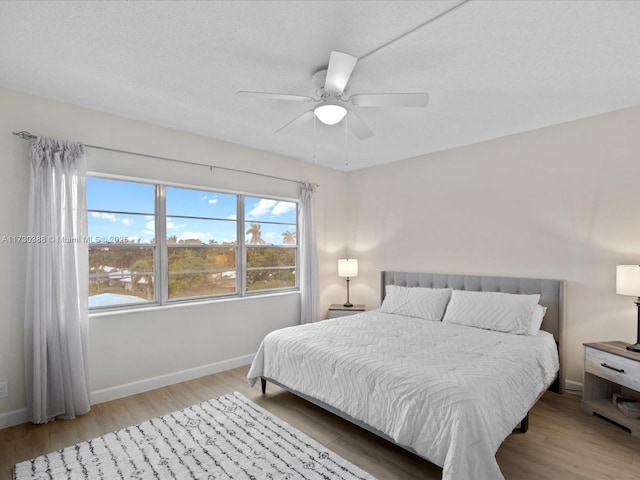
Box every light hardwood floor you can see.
[1,365,639,479]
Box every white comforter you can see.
[247,310,559,480]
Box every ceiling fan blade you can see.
[347,111,374,140]
[274,110,315,135]
[324,51,358,94]
[349,93,430,107]
[237,91,314,102]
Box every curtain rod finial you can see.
[13,131,36,140]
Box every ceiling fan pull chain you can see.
[313,114,317,163]
[344,114,349,167]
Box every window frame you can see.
[87,176,158,310]
[87,173,299,312]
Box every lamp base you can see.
[343,302,353,308]
[627,343,640,353]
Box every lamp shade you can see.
[338,259,358,278]
[314,104,347,125]
[616,265,640,296]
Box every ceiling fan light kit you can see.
[314,104,347,125]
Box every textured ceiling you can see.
[1,1,639,171]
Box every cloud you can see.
[121,218,133,226]
[228,214,237,220]
[200,194,219,205]
[272,201,296,216]
[179,231,213,241]
[166,220,181,230]
[246,199,277,219]
[145,220,155,230]
[246,199,296,219]
[91,212,118,222]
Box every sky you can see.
[87,177,297,244]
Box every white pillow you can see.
[528,304,547,336]
[380,285,452,321]
[442,289,541,335]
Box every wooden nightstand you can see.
[327,304,365,319]
[581,341,640,437]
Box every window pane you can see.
[166,187,237,219]
[89,246,155,307]
[87,177,154,213]
[167,218,236,245]
[244,222,296,245]
[246,247,296,291]
[89,212,155,244]
[245,197,296,223]
[168,246,236,272]
[246,268,296,291]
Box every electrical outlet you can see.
[0,382,8,398]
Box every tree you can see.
[246,223,265,245]
[131,258,154,300]
[282,230,296,245]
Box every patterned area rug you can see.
[14,392,376,479]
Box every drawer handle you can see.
[601,363,625,374]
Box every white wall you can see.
[0,87,349,426]
[347,105,640,390]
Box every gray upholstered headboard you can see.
[381,271,565,392]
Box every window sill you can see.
[89,289,300,318]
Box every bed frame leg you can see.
[520,413,529,433]
[261,377,267,394]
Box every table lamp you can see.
[338,259,358,307]
[616,265,640,352]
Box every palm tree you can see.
[282,231,296,245]
[246,223,265,245]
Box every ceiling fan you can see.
[237,51,429,140]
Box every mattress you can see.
[247,310,559,480]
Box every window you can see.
[87,177,298,309]
[166,187,237,300]
[244,196,297,292]
[87,178,156,308]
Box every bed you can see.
[248,271,564,480]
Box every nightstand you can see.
[581,341,640,437]
[327,304,365,319]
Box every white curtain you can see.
[299,182,319,323]
[24,136,90,424]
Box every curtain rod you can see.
[12,131,317,188]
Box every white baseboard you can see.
[0,353,255,430]
[564,379,583,395]
[0,407,28,430]
[90,353,255,405]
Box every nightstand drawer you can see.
[327,304,365,319]
[585,347,640,391]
